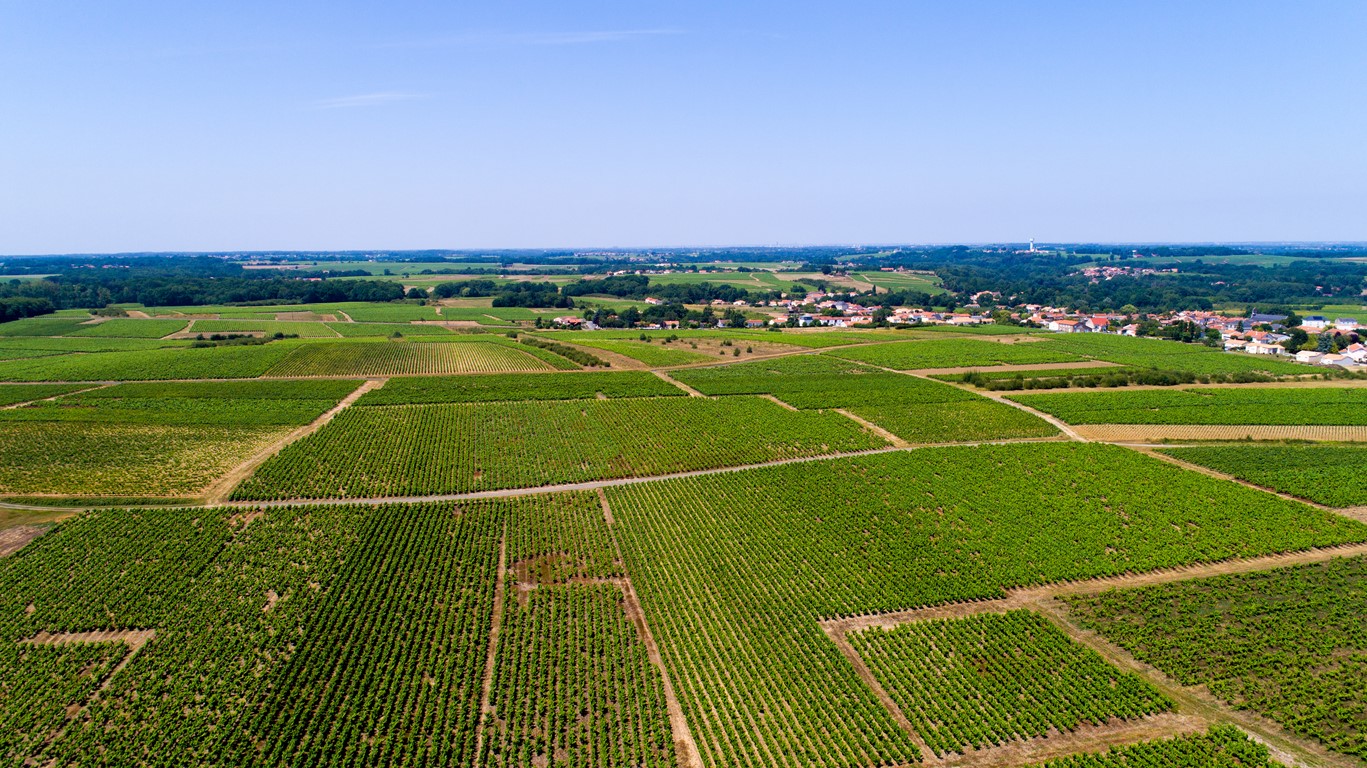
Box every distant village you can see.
[548,285,1365,372]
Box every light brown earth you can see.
[1073,424,1367,443]
[472,526,509,764]
[0,524,48,556]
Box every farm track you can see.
[1073,424,1367,443]
[598,489,703,768]
[0,383,115,410]
[652,370,704,397]
[823,541,1367,768]
[199,378,386,504]
[472,525,508,765]
[835,408,910,447]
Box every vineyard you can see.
[262,338,556,376]
[0,383,88,407]
[1160,444,1367,507]
[1065,555,1367,760]
[1010,386,1367,425]
[847,399,1059,443]
[0,342,299,381]
[670,355,978,408]
[605,443,1366,768]
[2,304,1365,768]
[66,318,190,338]
[1036,334,1315,376]
[185,319,339,337]
[849,610,1172,756]
[484,584,676,768]
[326,321,453,336]
[560,338,718,366]
[232,396,888,499]
[0,495,675,766]
[829,338,1086,370]
[1027,726,1282,768]
[0,380,355,497]
[359,371,684,405]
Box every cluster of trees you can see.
[1,257,403,312]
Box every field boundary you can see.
[200,378,386,503]
[0,383,115,410]
[821,542,1367,768]
[472,524,509,764]
[1133,448,1367,525]
[835,408,910,447]
[600,490,702,768]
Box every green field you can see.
[561,338,717,366]
[0,342,300,381]
[1009,387,1367,425]
[231,396,888,500]
[670,355,972,408]
[851,610,1171,756]
[606,443,1364,768]
[0,380,355,497]
[1066,555,1367,760]
[263,339,557,376]
[186,319,339,337]
[1161,445,1367,507]
[359,371,684,404]
[1037,334,1315,376]
[66,319,189,338]
[830,338,1086,369]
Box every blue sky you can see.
[2,1,1364,253]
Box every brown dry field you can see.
[1074,424,1367,442]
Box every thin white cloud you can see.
[382,29,683,49]
[310,92,430,109]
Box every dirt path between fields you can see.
[199,378,385,503]
[823,541,1367,768]
[0,383,114,410]
[599,491,702,768]
[835,408,910,447]
[472,526,508,764]
[1073,424,1367,443]
[898,369,1085,442]
[1132,449,1367,525]
[652,370,705,397]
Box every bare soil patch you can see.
[0,524,48,557]
[1074,424,1367,443]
